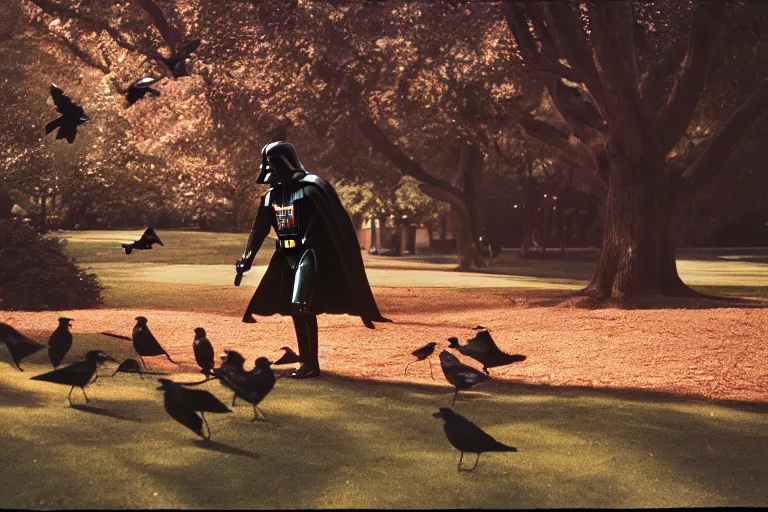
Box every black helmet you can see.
[256,141,307,184]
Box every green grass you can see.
[1,334,766,508]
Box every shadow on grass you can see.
[71,403,143,422]
[192,439,260,460]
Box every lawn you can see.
[1,334,766,509]
[0,229,766,508]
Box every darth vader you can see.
[235,142,390,378]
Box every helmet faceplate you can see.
[256,141,307,185]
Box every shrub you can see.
[0,220,103,310]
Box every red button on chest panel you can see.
[273,204,296,230]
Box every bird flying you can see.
[48,317,73,368]
[121,227,164,255]
[448,330,526,375]
[30,350,116,406]
[439,350,490,406]
[45,84,89,144]
[0,322,46,371]
[157,378,232,440]
[433,407,517,472]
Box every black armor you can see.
[236,142,389,379]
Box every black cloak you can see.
[243,174,390,328]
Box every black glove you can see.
[234,251,254,286]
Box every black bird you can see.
[156,378,232,440]
[101,316,176,366]
[217,350,246,406]
[30,350,116,406]
[126,77,161,106]
[193,328,215,377]
[121,227,164,255]
[448,330,526,375]
[404,341,437,379]
[432,407,517,472]
[0,323,46,371]
[214,352,275,421]
[48,317,73,368]
[45,84,89,144]
[161,39,201,78]
[439,350,490,406]
[110,358,168,379]
[272,346,301,366]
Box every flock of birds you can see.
[44,39,201,144]
[1,311,528,472]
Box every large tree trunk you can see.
[451,205,477,269]
[583,148,693,300]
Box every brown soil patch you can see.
[2,288,767,403]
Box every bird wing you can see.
[163,393,204,437]
[100,332,132,342]
[0,324,45,368]
[411,342,436,359]
[273,348,301,365]
[466,330,500,355]
[115,359,142,373]
[193,339,215,371]
[139,227,164,246]
[50,84,82,116]
[183,388,232,414]
[31,360,93,386]
[132,77,157,88]
[445,413,511,453]
[178,38,201,58]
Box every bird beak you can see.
[432,412,442,419]
[80,115,90,122]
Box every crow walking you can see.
[0,323,45,371]
[404,341,437,379]
[214,352,275,421]
[45,84,89,143]
[30,350,116,406]
[433,407,517,472]
[48,317,73,368]
[448,330,526,375]
[439,350,490,406]
[193,328,215,377]
[101,316,176,366]
[156,378,232,440]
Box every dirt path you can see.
[3,288,767,404]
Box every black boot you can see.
[290,314,320,379]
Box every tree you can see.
[500,0,768,301]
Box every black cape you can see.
[243,174,390,328]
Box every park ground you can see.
[0,230,767,508]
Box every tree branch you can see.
[518,114,606,198]
[543,3,606,113]
[588,2,642,124]
[129,0,182,50]
[639,45,687,110]
[680,78,768,198]
[659,0,727,155]
[354,114,465,202]
[500,2,584,84]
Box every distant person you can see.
[235,142,390,378]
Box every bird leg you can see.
[457,451,464,472]
[68,386,75,406]
[81,387,90,404]
[452,389,459,406]
[139,355,147,369]
[428,359,435,380]
[483,367,490,376]
[232,394,237,407]
[201,412,211,441]
[404,360,415,376]
[467,453,481,472]
[251,405,268,422]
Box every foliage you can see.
[0,219,103,310]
